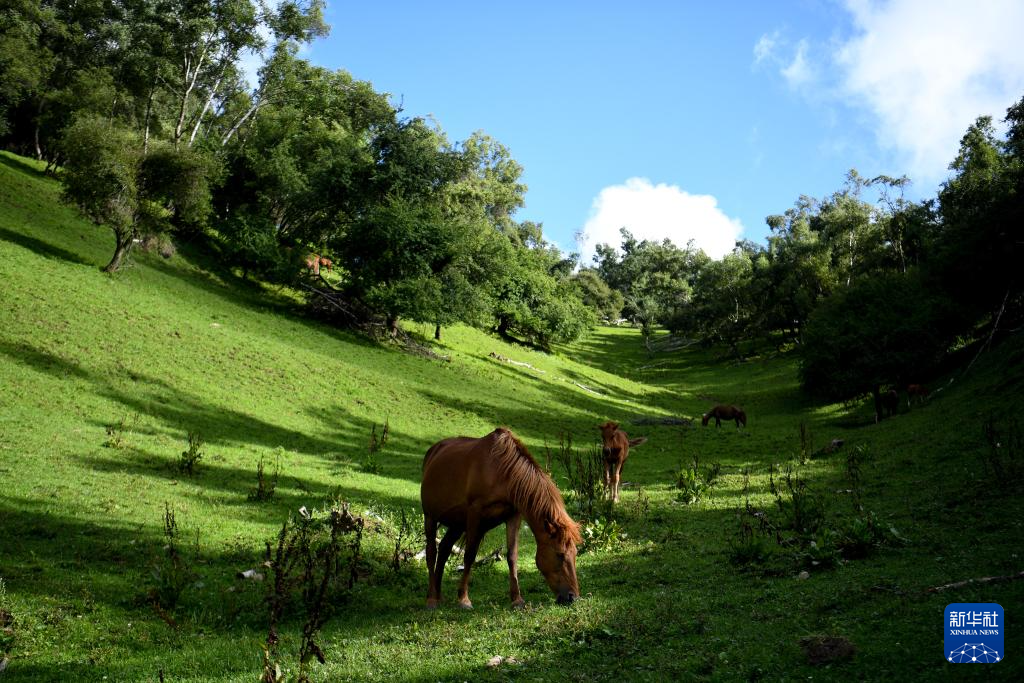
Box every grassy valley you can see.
[1,151,1022,681]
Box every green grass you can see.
[1,149,1022,681]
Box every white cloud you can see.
[753,32,778,64]
[782,39,813,88]
[752,33,817,91]
[576,178,744,265]
[836,0,1024,183]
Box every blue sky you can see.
[304,1,1024,263]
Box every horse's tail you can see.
[628,436,647,447]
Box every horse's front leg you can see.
[506,514,524,608]
[457,517,484,609]
[612,461,623,503]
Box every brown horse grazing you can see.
[421,428,581,609]
[597,421,647,503]
[906,383,929,406]
[701,405,747,428]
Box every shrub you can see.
[580,517,624,553]
[547,433,609,520]
[673,456,720,505]
[249,452,281,502]
[178,432,204,475]
[149,504,198,612]
[261,503,365,682]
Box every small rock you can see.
[237,569,264,581]
[797,571,810,580]
[486,655,521,667]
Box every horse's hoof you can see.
[457,600,473,610]
[425,599,440,610]
[511,599,526,610]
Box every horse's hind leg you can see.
[424,515,439,608]
[429,526,461,609]
[506,515,524,608]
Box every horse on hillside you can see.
[597,421,647,503]
[702,405,747,428]
[421,428,581,609]
[879,388,899,421]
[906,383,929,406]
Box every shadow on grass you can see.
[0,225,96,267]
[0,338,93,380]
[0,151,48,179]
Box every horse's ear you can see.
[543,520,558,538]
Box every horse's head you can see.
[597,421,619,443]
[701,413,710,426]
[536,519,580,605]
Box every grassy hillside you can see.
[1,150,1022,681]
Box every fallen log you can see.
[925,570,1024,593]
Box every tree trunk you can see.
[34,98,44,160]
[143,83,156,155]
[387,315,400,338]
[434,323,441,340]
[103,230,135,273]
[188,73,223,147]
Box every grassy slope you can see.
[1,151,1021,681]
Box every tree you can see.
[936,112,1024,316]
[60,116,212,271]
[573,268,624,322]
[799,272,946,422]
[491,231,595,347]
[593,228,707,330]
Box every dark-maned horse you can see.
[880,388,899,420]
[702,405,747,428]
[421,428,581,609]
[597,421,647,503]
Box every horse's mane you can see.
[490,428,582,545]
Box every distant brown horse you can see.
[597,421,647,503]
[305,254,320,275]
[421,428,581,609]
[702,405,746,428]
[879,388,899,420]
[906,383,929,406]
[318,256,333,273]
